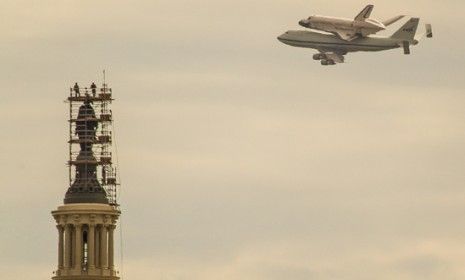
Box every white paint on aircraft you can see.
[298,5,405,42]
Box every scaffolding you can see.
[67,83,119,206]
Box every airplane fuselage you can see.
[299,16,386,39]
[279,6,430,66]
[277,30,400,53]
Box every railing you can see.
[68,86,113,100]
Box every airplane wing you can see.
[354,5,374,21]
[382,15,405,26]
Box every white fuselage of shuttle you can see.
[299,15,386,40]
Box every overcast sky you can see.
[0,0,464,279]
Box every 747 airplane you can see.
[298,4,405,41]
[277,17,433,66]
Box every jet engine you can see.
[313,53,326,60]
[321,59,336,66]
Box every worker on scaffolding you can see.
[90,82,97,96]
[73,82,80,97]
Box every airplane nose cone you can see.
[277,33,288,43]
[299,19,310,28]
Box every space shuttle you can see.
[298,5,405,41]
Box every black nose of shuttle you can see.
[299,19,310,28]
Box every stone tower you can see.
[52,82,120,280]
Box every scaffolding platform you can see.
[68,159,113,165]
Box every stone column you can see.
[88,224,96,269]
[71,227,76,267]
[95,226,100,268]
[108,225,115,270]
[100,225,108,269]
[64,224,72,269]
[74,224,83,271]
[57,225,64,269]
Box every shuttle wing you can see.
[335,31,358,41]
[354,5,374,21]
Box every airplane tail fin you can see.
[390,17,420,41]
[354,4,374,21]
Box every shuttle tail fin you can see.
[390,17,420,41]
[354,5,374,21]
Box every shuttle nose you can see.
[299,19,310,28]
